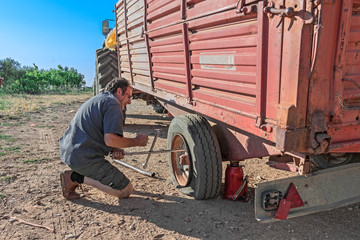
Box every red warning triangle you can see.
[285,183,304,208]
[275,183,304,220]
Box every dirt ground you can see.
[1,93,360,240]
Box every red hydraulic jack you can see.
[224,162,248,201]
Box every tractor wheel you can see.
[167,114,222,199]
[311,153,359,169]
[94,48,118,95]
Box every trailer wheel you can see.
[167,114,222,199]
[152,101,167,113]
[94,48,118,95]
[311,153,359,169]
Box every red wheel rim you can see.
[171,134,191,186]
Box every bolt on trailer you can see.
[100,0,360,222]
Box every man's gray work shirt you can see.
[59,92,123,166]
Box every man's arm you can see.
[104,133,148,149]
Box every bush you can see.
[0,59,85,94]
[0,58,26,87]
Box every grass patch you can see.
[23,158,41,164]
[8,116,21,120]
[0,134,16,142]
[0,146,21,155]
[0,146,21,152]
[0,175,16,183]
[1,121,25,127]
[0,98,9,110]
[0,92,92,117]
[0,193,6,201]
[34,124,55,128]
[0,132,16,142]
[4,137,16,143]
[23,157,51,164]
[0,134,11,140]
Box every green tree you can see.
[1,58,85,94]
[0,58,26,87]
[7,68,44,94]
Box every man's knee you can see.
[116,182,133,198]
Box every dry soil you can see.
[0,94,359,240]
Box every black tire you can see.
[311,153,359,169]
[152,101,167,113]
[94,48,118,95]
[167,114,222,199]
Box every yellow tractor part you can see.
[104,28,117,50]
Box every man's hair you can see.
[104,77,130,95]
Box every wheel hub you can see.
[171,134,191,186]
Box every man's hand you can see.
[112,148,125,160]
[136,134,148,146]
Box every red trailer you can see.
[111,0,360,222]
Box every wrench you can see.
[142,129,160,169]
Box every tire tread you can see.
[94,48,118,95]
[168,114,222,200]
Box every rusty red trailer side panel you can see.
[115,0,360,161]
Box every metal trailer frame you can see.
[115,0,360,160]
[112,0,360,221]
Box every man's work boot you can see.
[60,170,81,199]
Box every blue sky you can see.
[0,0,118,86]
